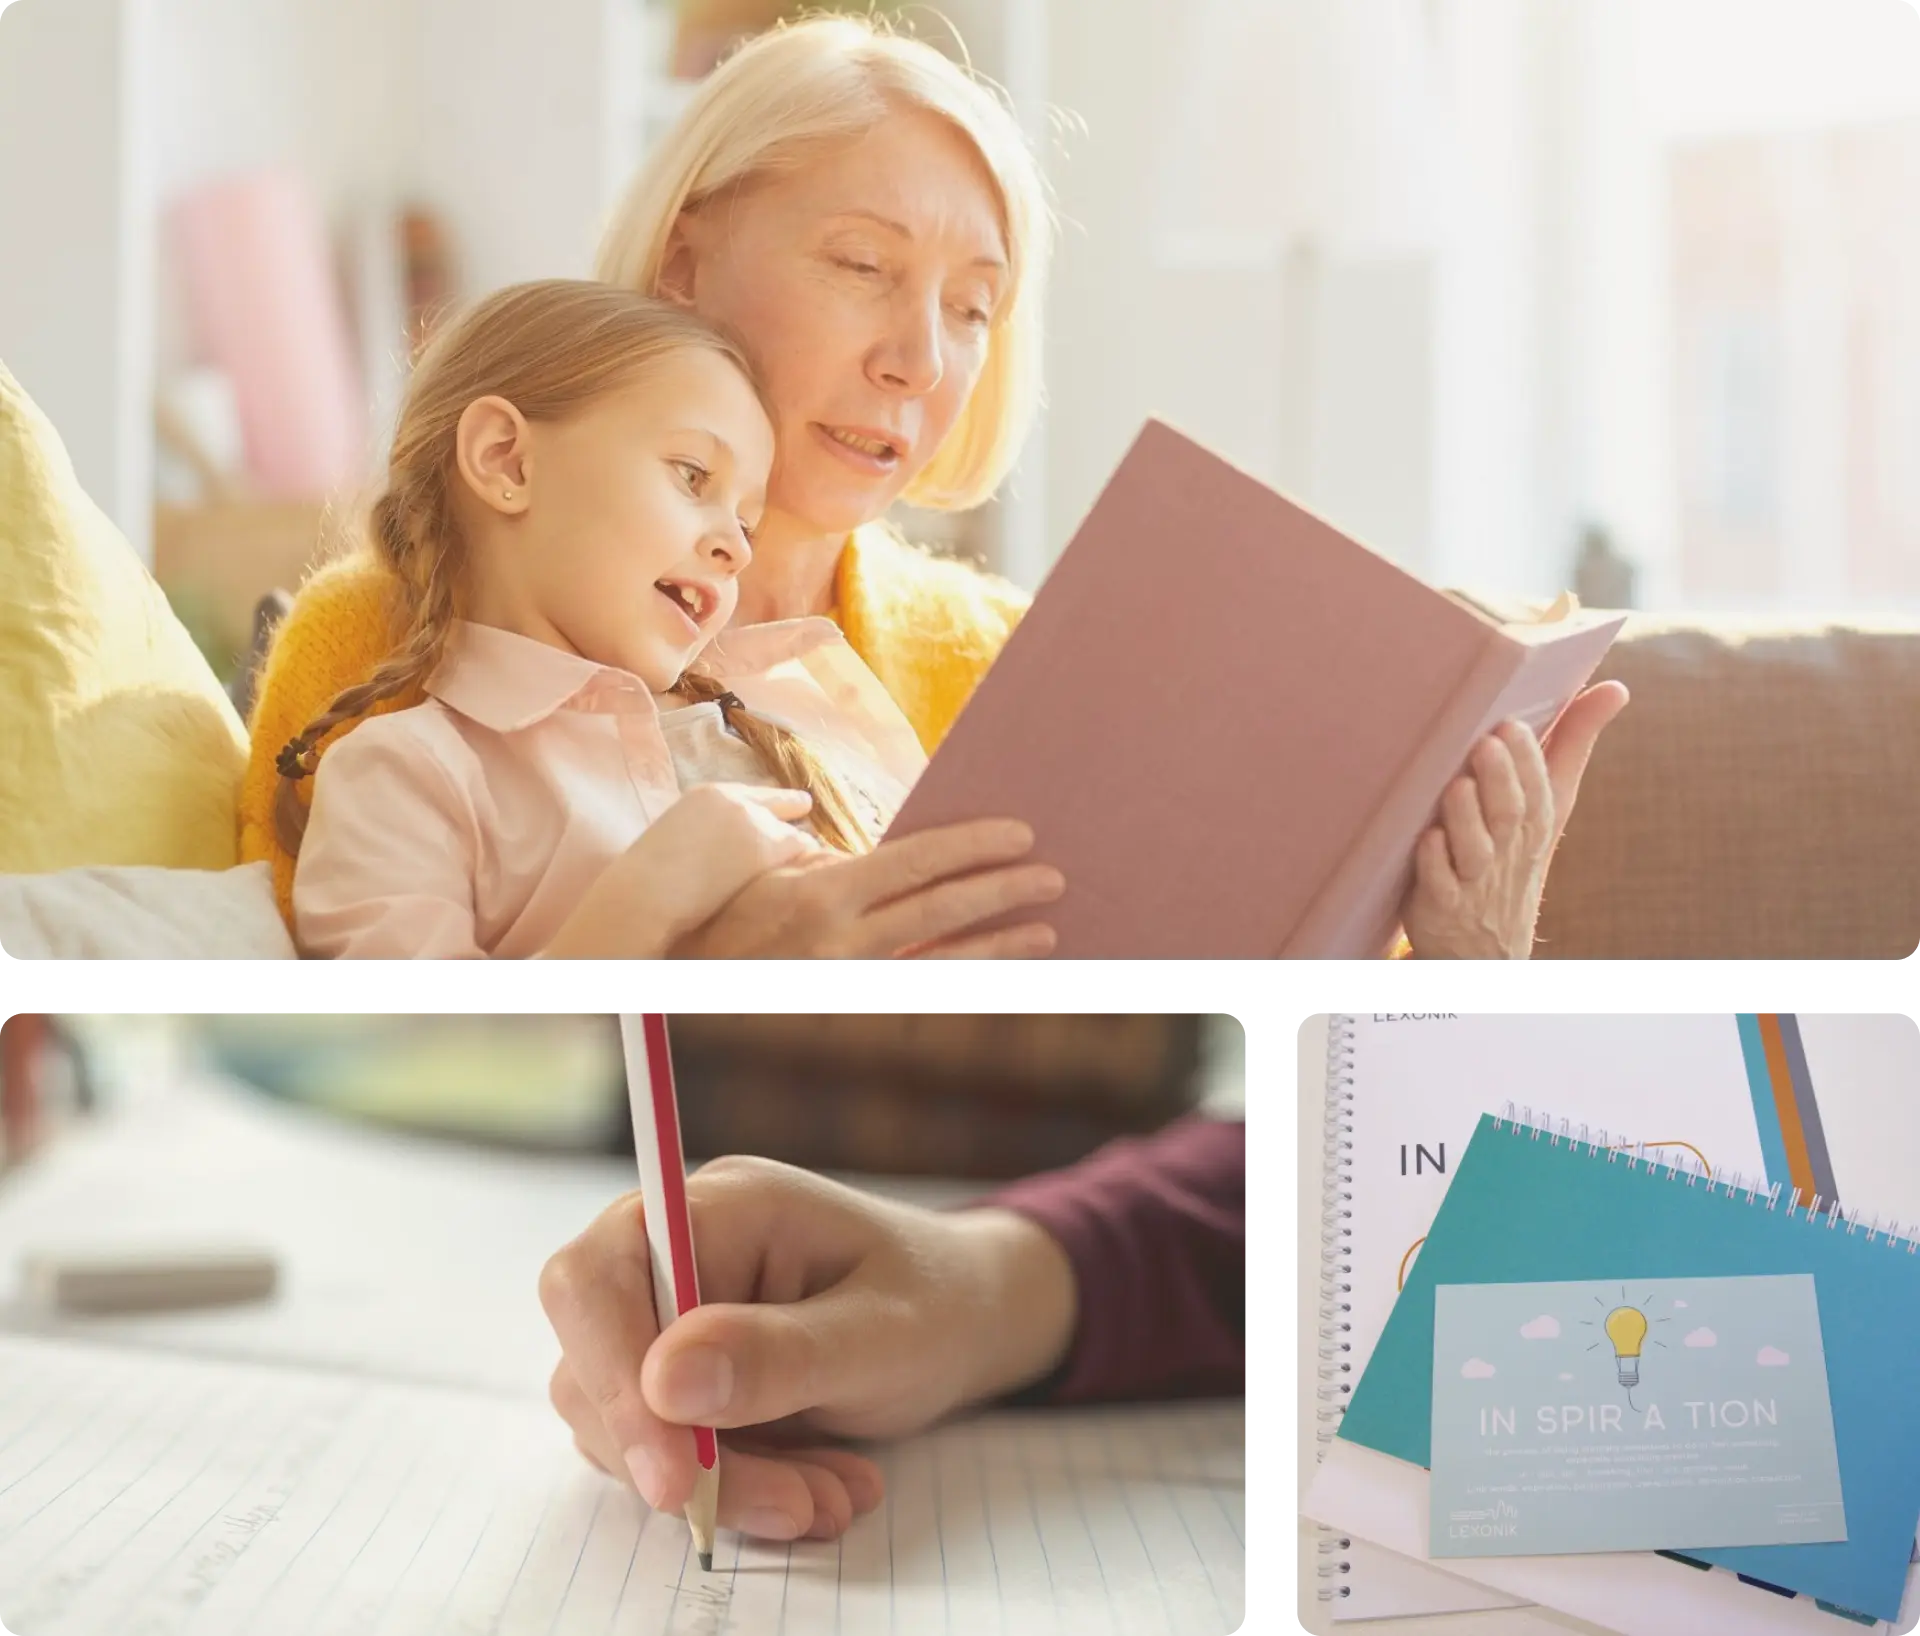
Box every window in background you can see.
[1095,0,1920,616]
[1624,0,1920,615]
[1685,307,1785,585]
[1672,119,1920,610]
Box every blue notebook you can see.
[1340,1109,1920,1624]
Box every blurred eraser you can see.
[21,1246,280,1314]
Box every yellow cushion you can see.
[0,361,247,872]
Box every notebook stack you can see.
[1302,1015,1920,1634]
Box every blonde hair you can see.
[274,279,872,858]
[595,13,1050,511]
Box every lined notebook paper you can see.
[0,1336,1244,1636]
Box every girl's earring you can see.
[501,488,515,502]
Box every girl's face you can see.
[668,106,1010,542]
[464,347,774,691]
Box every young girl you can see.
[281,281,953,958]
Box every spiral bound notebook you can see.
[1321,1107,1920,1630]
[1308,1013,1876,1622]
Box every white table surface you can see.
[0,1063,998,1399]
[0,1037,1244,1402]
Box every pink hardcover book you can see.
[885,419,1625,958]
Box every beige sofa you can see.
[231,602,1916,961]
[9,584,1917,959]
[1535,617,1920,959]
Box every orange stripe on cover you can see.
[1758,1013,1818,1203]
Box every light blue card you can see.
[1430,1273,1847,1557]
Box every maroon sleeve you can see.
[985,1116,1245,1404]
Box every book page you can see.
[0,1336,1244,1636]
[1340,1014,1777,1378]
[1793,1015,1920,1223]
[1469,614,1624,740]
[1439,589,1587,628]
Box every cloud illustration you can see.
[1461,1358,1497,1380]
[1683,1327,1719,1348]
[1757,1346,1791,1367]
[1520,1315,1561,1340]
[1673,1300,1689,1309]
[1558,1372,1575,1381]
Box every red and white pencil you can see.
[619,1014,720,1571]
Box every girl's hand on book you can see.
[668,819,1065,958]
[539,1159,1076,1543]
[540,784,818,959]
[1401,682,1628,958]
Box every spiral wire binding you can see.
[1491,1104,1920,1251]
[1316,1018,1358,1601]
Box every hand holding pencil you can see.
[538,1087,1078,1545]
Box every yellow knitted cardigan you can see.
[239,524,1029,922]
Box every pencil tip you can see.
[698,1552,713,1573]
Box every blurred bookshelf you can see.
[667,1014,1214,1178]
[1,0,1050,611]
[152,500,333,686]
[76,1015,1232,1183]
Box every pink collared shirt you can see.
[292,619,928,958]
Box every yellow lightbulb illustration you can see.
[1604,1305,1650,1388]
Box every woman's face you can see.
[670,105,1010,541]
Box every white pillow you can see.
[0,861,296,959]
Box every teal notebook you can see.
[1340,1110,1920,1624]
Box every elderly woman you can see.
[242,16,1624,957]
